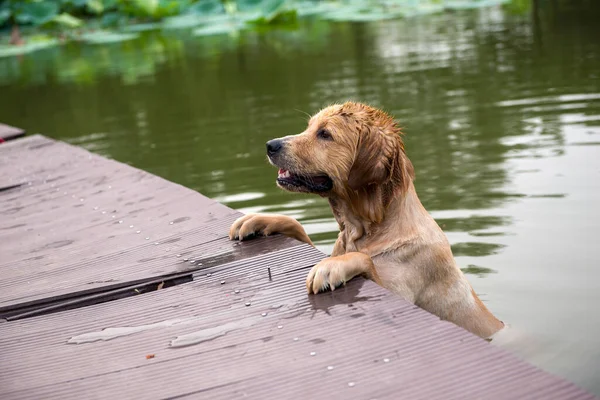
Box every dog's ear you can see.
[348,130,414,192]
[347,129,388,190]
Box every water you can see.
[1,2,600,394]
[170,315,263,347]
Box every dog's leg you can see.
[306,252,381,294]
[229,213,313,246]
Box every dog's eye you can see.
[317,129,332,140]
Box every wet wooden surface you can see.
[0,135,298,317]
[0,123,25,142]
[0,135,595,399]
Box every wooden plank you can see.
[0,123,25,142]
[0,135,595,399]
[0,135,298,315]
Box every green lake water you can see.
[1,1,599,394]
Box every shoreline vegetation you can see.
[0,0,530,57]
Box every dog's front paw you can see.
[229,214,314,246]
[229,214,262,241]
[228,214,281,241]
[306,257,350,294]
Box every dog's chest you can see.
[330,201,375,254]
[337,218,374,254]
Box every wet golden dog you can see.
[229,102,504,338]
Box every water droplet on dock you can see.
[310,352,316,356]
[383,358,390,363]
[327,366,334,371]
[277,325,283,329]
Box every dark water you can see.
[1,2,600,394]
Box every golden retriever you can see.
[229,102,504,338]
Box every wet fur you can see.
[229,102,504,338]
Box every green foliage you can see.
[0,0,523,54]
[504,0,531,15]
[1,0,86,29]
[48,13,84,27]
[100,11,128,26]
[0,6,12,26]
[14,1,60,25]
[80,29,139,43]
[86,0,105,14]
[118,0,186,19]
[186,0,224,15]
[0,33,59,57]
[249,8,297,26]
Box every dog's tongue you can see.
[278,168,292,179]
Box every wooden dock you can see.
[0,133,595,399]
[0,123,25,143]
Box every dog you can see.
[229,102,504,339]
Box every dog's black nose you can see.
[266,139,283,156]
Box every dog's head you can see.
[266,102,414,209]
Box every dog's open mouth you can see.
[276,168,332,193]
